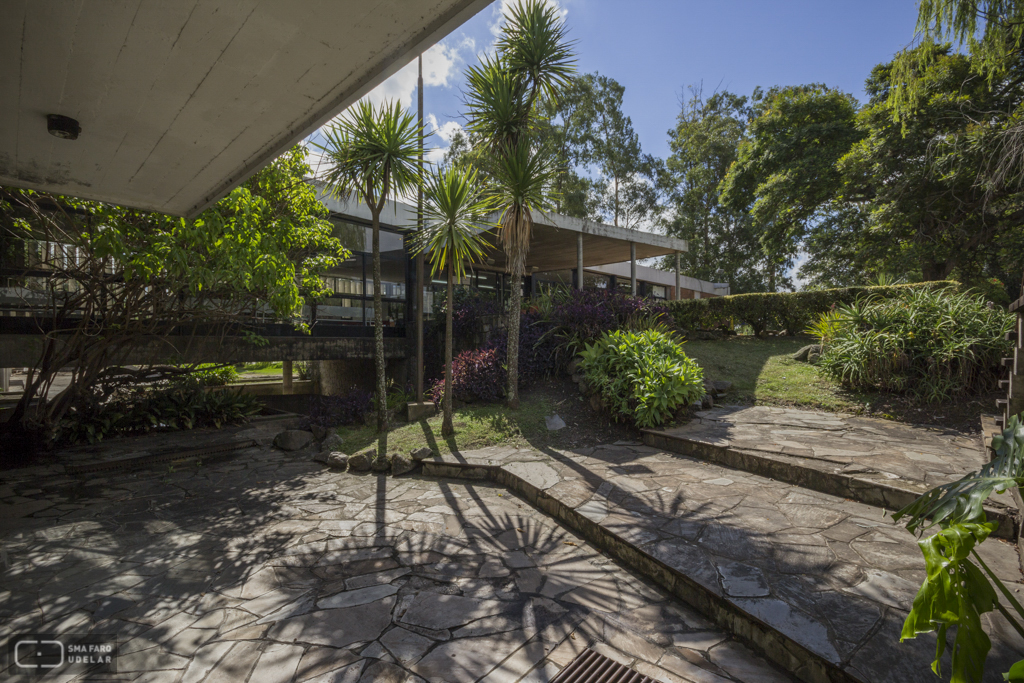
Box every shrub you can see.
[56,386,261,445]
[578,329,705,428]
[535,288,676,360]
[813,287,1014,401]
[669,281,960,336]
[429,347,505,405]
[308,387,372,428]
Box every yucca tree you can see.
[412,165,495,435]
[314,100,422,433]
[463,0,575,409]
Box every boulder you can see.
[577,379,590,395]
[390,453,415,476]
[700,394,714,410]
[410,447,434,461]
[791,344,822,362]
[571,373,582,384]
[310,424,328,441]
[349,449,374,472]
[708,380,733,394]
[807,352,821,364]
[545,414,566,431]
[314,451,349,469]
[321,433,345,453]
[589,394,604,412]
[567,358,581,375]
[370,454,391,473]
[274,429,314,451]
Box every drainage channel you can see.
[551,649,658,683]
[64,439,259,475]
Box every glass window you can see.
[328,255,364,296]
[616,278,632,294]
[649,285,667,300]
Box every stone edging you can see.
[642,429,1019,541]
[420,459,857,683]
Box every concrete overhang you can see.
[317,190,689,269]
[1,0,489,217]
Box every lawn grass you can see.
[334,394,557,456]
[683,336,873,412]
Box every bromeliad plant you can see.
[577,329,704,428]
[894,414,1024,682]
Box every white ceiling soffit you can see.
[1,0,489,217]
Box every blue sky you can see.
[346,0,923,166]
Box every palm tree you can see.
[463,0,575,409]
[411,165,495,435]
[314,100,422,433]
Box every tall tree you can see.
[662,87,771,292]
[315,100,422,435]
[412,165,494,435]
[463,0,575,409]
[541,73,662,229]
[719,84,862,289]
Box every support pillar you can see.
[282,360,293,395]
[630,242,637,296]
[674,251,681,301]
[576,234,584,290]
[1,368,8,393]
[416,54,425,404]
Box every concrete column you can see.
[674,251,681,301]
[282,360,293,394]
[576,234,584,290]
[630,242,637,296]
[415,54,425,403]
[1,368,9,393]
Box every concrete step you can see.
[642,406,1019,539]
[420,442,1024,683]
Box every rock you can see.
[321,433,344,452]
[274,429,314,451]
[310,424,328,441]
[709,380,733,394]
[577,379,590,395]
[410,447,434,461]
[700,394,714,410]
[571,373,582,384]
[589,394,604,412]
[567,358,581,375]
[314,451,348,469]
[349,449,374,472]
[807,352,821,364]
[391,453,415,476]
[370,454,391,473]
[791,344,822,362]
[545,414,566,431]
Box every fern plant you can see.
[894,413,1024,682]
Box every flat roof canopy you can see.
[319,190,688,268]
[1,0,488,217]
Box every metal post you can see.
[630,242,637,296]
[282,360,293,394]
[576,233,583,290]
[415,54,425,403]
[675,251,681,300]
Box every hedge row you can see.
[668,281,960,336]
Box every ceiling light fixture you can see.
[47,114,81,140]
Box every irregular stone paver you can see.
[645,406,1018,525]
[422,441,1024,682]
[0,429,788,683]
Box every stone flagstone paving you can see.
[0,438,793,683]
[422,440,1024,683]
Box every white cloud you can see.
[489,0,568,44]
[362,36,475,110]
[424,114,464,164]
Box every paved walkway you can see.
[422,439,1024,683]
[644,406,1018,529]
[0,430,792,683]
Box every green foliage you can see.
[181,364,238,387]
[814,287,1013,401]
[578,329,704,428]
[669,281,956,337]
[894,412,1024,682]
[56,386,261,445]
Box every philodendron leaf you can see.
[893,415,1024,534]
[1005,659,1024,681]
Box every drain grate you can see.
[550,649,659,683]
[64,440,258,475]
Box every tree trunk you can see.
[506,268,522,410]
[371,209,388,433]
[442,262,454,436]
